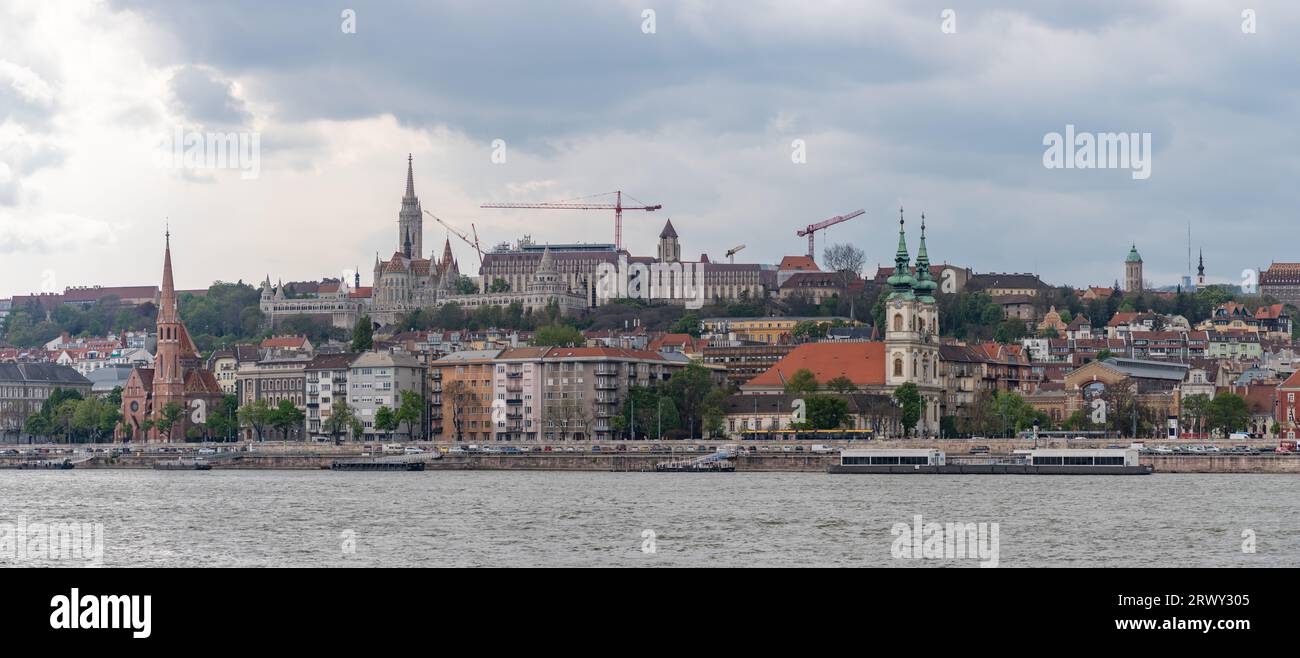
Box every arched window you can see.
[893,314,903,332]
[894,358,904,377]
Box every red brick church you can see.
[118,232,223,442]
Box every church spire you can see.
[405,153,415,198]
[399,154,423,259]
[158,228,177,323]
[886,207,915,300]
[1197,249,1205,277]
[914,213,937,303]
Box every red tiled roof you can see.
[61,286,158,303]
[260,335,308,349]
[1280,370,1300,390]
[348,287,373,298]
[542,347,667,361]
[746,342,886,388]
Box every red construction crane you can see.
[797,209,865,261]
[480,190,661,252]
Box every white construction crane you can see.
[725,244,746,264]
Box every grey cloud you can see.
[167,65,252,127]
[96,0,1300,288]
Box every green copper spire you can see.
[914,212,937,303]
[1126,245,1143,263]
[886,206,915,300]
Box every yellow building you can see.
[701,316,854,345]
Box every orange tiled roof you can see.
[777,256,820,272]
[746,342,886,388]
[260,336,308,349]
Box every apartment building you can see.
[430,349,502,443]
[348,350,428,440]
[304,353,357,437]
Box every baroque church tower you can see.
[883,209,943,435]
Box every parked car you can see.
[403,447,424,455]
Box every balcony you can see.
[595,379,617,390]
[506,371,523,379]
[506,396,523,405]
[594,366,618,376]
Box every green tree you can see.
[154,401,185,442]
[351,315,374,352]
[488,278,511,293]
[204,394,240,442]
[1181,393,1210,437]
[324,399,356,444]
[994,319,1029,344]
[270,399,305,441]
[395,389,424,441]
[670,313,701,337]
[804,395,850,429]
[893,382,925,437]
[1206,392,1249,437]
[238,398,274,441]
[374,406,398,440]
[531,324,584,347]
[825,376,857,395]
[783,368,819,396]
[666,363,718,438]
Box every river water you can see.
[0,470,1294,567]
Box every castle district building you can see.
[258,276,371,330]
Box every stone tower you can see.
[1125,245,1144,293]
[398,154,423,259]
[657,219,680,263]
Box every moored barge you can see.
[828,447,1152,475]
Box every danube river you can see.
[1,470,1295,567]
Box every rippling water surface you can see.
[1,471,1295,567]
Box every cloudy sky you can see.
[1,0,1297,298]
